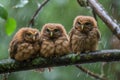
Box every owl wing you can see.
[68,28,75,49]
[9,39,21,59]
[15,43,35,61]
[9,39,17,58]
[68,28,74,38]
[40,37,55,58]
[96,28,101,41]
[55,35,70,56]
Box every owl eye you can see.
[54,29,59,33]
[77,22,81,25]
[46,29,50,32]
[85,22,91,26]
[26,33,33,37]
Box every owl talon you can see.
[85,51,90,53]
[76,52,81,54]
[48,67,52,72]
[39,23,70,72]
[35,68,45,72]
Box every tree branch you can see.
[2,74,9,80]
[0,50,120,74]
[76,65,108,80]
[77,0,120,39]
[28,0,50,27]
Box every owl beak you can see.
[50,32,53,37]
[81,25,84,30]
[33,36,36,40]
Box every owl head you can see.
[41,23,67,39]
[73,16,97,33]
[14,27,40,42]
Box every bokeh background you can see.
[0,0,120,80]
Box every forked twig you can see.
[76,65,108,80]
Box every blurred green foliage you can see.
[0,4,8,20]
[5,17,16,36]
[0,0,120,80]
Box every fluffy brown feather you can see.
[9,27,40,61]
[40,23,70,58]
[69,16,101,54]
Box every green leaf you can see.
[0,4,8,20]
[5,18,17,36]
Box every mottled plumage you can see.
[9,27,40,61]
[69,16,101,54]
[40,23,70,58]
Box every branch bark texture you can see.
[88,0,120,39]
[0,50,120,74]
[77,0,120,39]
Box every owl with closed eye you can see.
[9,27,40,61]
[69,16,101,54]
[40,23,70,58]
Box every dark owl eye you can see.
[54,29,59,32]
[77,22,81,25]
[85,22,91,26]
[27,33,32,37]
[46,29,50,32]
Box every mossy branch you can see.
[0,50,120,74]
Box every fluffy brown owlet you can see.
[9,27,40,61]
[40,23,70,58]
[69,16,101,54]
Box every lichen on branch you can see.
[0,50,120,74]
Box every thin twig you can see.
[100,62,106,78]
[76,65,108,80]
[2,74,9,80]
[28,0,50,27]
[77,0,88,7]
[92,9,97,21]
